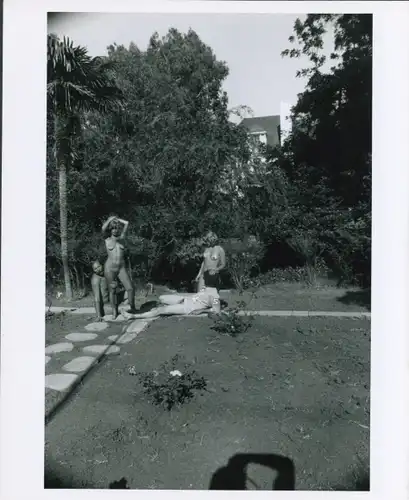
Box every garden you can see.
[45,14,372,491]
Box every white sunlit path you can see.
[62,356,98,373]
[45,373,78,392]
[65,332,99,342]
[84,322,109,332]
[82,345,121,355]
[45,342,74,355]
[44,315,154,421]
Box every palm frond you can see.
[47,34,123,115]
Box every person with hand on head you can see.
[102,215,137,319]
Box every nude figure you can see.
[195,231,226,292]
[90,260,109,321]
[102,215,137,319]
[121,287,221,320]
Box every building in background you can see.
[239,101,294,149]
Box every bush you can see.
[211,310,253,337]
[223,236,265,293]
[129,355,207,411]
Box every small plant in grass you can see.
[129,355,207,411]
[211,310,253,337]
[211,297,254,337]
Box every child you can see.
[91,261,109,321]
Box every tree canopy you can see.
[47,18,372,292]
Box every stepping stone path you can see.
[45,342,74,354]
[63,356,96,373]
[65,333,98,342]
[84,322,109,332]
[45,317,151,405]
[82,345,120,355]
[45,373,78,391]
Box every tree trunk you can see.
[58,158,73,299]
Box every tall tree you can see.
[276,14,372,284]
[81,30,250,273]
[47,34,123,298]
[281,14,372,206]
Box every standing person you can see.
[194,231,226,292]
[102,215,137,319]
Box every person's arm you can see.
[116,218,129,239]
[195,260,205,281]
[216,247,226,272]
[102,215,117,233]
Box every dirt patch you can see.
[45,315,370,490]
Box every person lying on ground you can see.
[121,287,221,319]
[102,215,137,319]
[195,231,226,292]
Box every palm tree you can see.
[47,34,123,299]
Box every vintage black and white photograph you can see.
[43,11,374,491]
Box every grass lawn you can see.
[45,313,101,346]
[45,314,370,490]
[47,282,371,312]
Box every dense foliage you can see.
[47,16,372,296]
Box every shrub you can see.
[129,355,207,411]
[211,310,253,337]
[223,236,265,293]
[255,259,330,286]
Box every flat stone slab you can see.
[71,307,95,314]
[45,373,78,391]
[63,356,96,373]
[45,342,74,354]
[238,310,371,318]
[65,332,98,342]
[117,332,138,344]
[126,320,149,334]
[108,335,119,341]
[103,314,126,323]
[85,322,109,332]
[46,306,77,313]
[45,356,51,365]
[82,344,120,355]
[106,345,120,355]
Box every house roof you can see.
[240,115,281,147]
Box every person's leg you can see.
[122,303,188,319]
[105,269,119,319]
[158,294,185,305]
[91,274,105,320]
[118,266,137,313]
[203,271,220,290]
[101,276,109,304]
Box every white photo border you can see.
[1,1,409,500]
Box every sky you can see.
[49,12,334,120]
